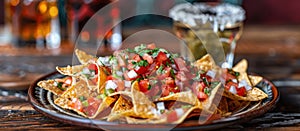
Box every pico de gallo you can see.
[222,68,252,97]
[97,44,221,101]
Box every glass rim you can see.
[169,2,245,28]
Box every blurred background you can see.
[0,0,300,90]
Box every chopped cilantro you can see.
[151,48,160,57]
[204,88,210,95]
[170,69,176,78]
[104,89,115,96]
[97,94,107,100]
[209,82,220,89]
[134,44,146,53]
[138,60,149,67]
[126,48,136,53]
[56,82,65,91]
[82,100,89,107]
[156,65,164,75]
[202,77,209,86]
[148,84,152,90]
[181,105,192,109]
[132,60,148,67]
[79,96,85,101]
[193,71,201,81]
[138,49,152,56]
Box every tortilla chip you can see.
[226,97,249,112]
[125,106,198,124]
[131,81,157,119]
[54,96,87,117]
[232,59,247,73]
[111,96,133,114]
[223,87,268,101]
[90,96,117,119]
[125,116,167,124]
[249,75,263,86]
[217,97,229,115]
[158,91,201,107]
[202,83,223,112]
[232,59,253,87]
[193,54,217,71]
[37,79,65,96]
[97,67,108,93]
[75,49,96,64]
[56,65,86,76]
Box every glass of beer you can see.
[66,0,121,52]
[5,0,61,49]
[169,2,245,67]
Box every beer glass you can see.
[170,2,245,67]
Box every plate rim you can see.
[28,71,280,130]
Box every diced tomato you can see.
[115,80,125,91]
[127,62,135,70]
[146,63,156,76]
[222,69,236,81]
[165,77,175,87]
[133,54,141,62]
[197,91,208,101]
[191,81,205,95]
[161,85,170,96]
[225,81,238,90]
[147,43,156,49]
[168,86,180,93]
[91,75,98,84]
[88,64,98,74]
[237,87,246,96]
[106,75,114,80]
[167,110,179,123]
[174,58,188,72]
[156,51,168,64]
[82,97,101,116]
[69,98,83,112]
[87,97,100,110]
[138,79,150,93]
[135,66,148,75]
[117,56,126,67]
[143,53,153,64]
[145,85,159,96]
[64,77,72,85]
[157,67,171,80]
[176,71,187,82]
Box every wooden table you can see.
[1,25,300,130]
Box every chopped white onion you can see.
[124,80,131,88]
[244,85,252,91]
[221,62,231,68]
[156,102,165,111]
[97,57,110,66]
[206,70,216,79]
[82,67,90,74]
[105,80,118,90]
[116,71,123,76]
[229,86,237,94]
[127,70,138,79]
[175,108,184,117]
[238,79,249,88]
[53,81,58,86]
[166,53,170,58]
[232,79,238,83]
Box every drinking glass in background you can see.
[5,0,61,49]
[169,2,245,67]
[66,0,121,52]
